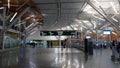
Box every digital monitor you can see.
[103,30,111,34]
[86,36,91,39]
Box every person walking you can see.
[84,38,88,54]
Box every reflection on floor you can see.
[0,48,120,68]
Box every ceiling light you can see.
[10,12,18,22]
[0,7,4,9]
[61,28,66,30]
[26,23,34,29]
[30,15,35,17]
[42,14,47,16]
[74,28,78,30]
[112,17,118,22]
[82,20,88,23]
[66,26,70,29]
[87,11,95,14]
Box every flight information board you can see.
[40,30,78,36]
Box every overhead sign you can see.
[40,30,78,36]
[103,30,111,35]
[86,35,91,39]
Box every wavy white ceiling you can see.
[27,0,120,40]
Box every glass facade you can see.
[4,31,20,49]
[4,36,20,49]
[0,30,20,50]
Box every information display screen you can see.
[103,30,111,35]
[86,36,91,39]
[40,30,78,36]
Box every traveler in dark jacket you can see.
[84,39,88,54]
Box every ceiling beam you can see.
[100,23,111,30]
[40,8,83,10]
[69,25,75,30]
[74,22,90,32]
[81,21,94,33]
[35,1,85,5]
[89,19,94,27]
[16,0,29,11]
[42,13,78,14]
[15,0,19,4]
[6,7,30,31]
[86,0,120,31]
[68,1,87,28]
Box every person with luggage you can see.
[117,42,120,60]
[111,40,119,62]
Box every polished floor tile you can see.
[0,48,120,68]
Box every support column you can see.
[96,28,98,46]
[80,23,83,46]
[23,35,26,47]
[22,19,27,48]
[1,7,6,50]
[1,31,5,50]
[109,31,112,41]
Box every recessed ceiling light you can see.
[42,14,47,16]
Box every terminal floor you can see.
[0,48,120,68]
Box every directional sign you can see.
[41,31,49,36]
[40,30,78,36]
[58,31,63,36]
[49,32,53,36]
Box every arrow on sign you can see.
[49,32,54,35]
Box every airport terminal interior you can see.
[0,0,120,68]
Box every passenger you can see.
[111,40,116,57]
[51,42,53,48]
[33,43,35,48]
[111,40,119,61]
[117,42,120,58]
[88,39,93,55]
[63,41,66,48]
[84,39,88,54]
